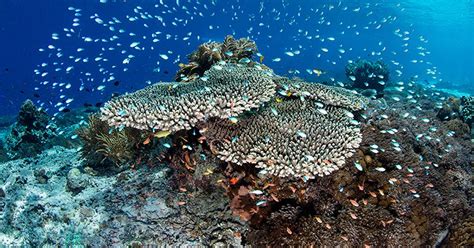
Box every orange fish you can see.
[350,212,358,220]
[229,177,239,185]
[350,199,359,207]
[143,137,151,145]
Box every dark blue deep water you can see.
[0,0,473,116]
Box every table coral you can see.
[101,63,276,132]
[203,98,362,178]
[101,61,366,179]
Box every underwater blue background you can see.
[0,0,473,116]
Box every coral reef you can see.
[244,85,472,246]
[345,59,389,97]
[3,100,57,159]
[436,96,474,139]
[2,37,471,247]
[175,35,257,82]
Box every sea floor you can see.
[0,82,472,246]
[0,147,244,246]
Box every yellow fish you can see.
[259,55,264,63]
[203,168,214,176]
[154,130,171,138]
[313,69,324,76]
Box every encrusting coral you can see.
[175,35,257,82]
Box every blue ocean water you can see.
[0,0,473,116]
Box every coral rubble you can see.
[0,147,245,246]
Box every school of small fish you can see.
[32,1,456,210]
[32,1,440,120]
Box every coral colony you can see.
[99,36,367,178]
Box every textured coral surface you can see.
[101,63,276,132]
[203,98,361,178]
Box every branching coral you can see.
[345,59,389,96]
[175,35,257,81]
[101,63,276,132]
[187,42,223,68]
[221,35,257,59]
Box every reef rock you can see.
[436,96,461,121]
[3,100,56,159]
[66,168,90,194]
[0,146,246,246]
[345,59,389,97]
